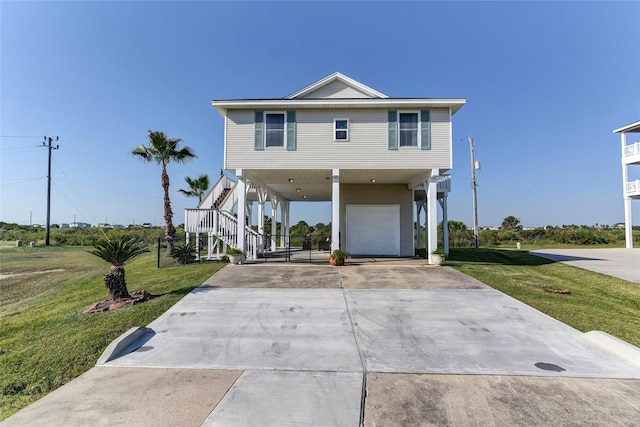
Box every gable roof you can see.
[211,72,466,115]
[285,72,389,99]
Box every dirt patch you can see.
[83,290,163,314]
[0,269,65,280]
[525,280,570,295]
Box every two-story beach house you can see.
[184,72,466,264]
[614,120,640,248]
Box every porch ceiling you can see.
[238,168,434,202]
[613,120,640,134]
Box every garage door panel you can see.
[346,205,400,256]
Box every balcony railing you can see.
[625,180,640,195]
[436,175,451,193]
[623,142,640,157]
[414,174,451,194]
[184,208,261,259]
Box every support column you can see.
[331,168,340,252]
[426,169,439,264]
[415,201,423,249]
[257,189,267,254]
[271,197,278,252]
[208,232,214,260]
[279,201,286,248]
[624,197,633,249]
[236,169,247,254]
[246,201,253,226]
[621,132,633,248]
[423,201,428,250]
[184,210,189,245]
[440,194,449,255]
[281,201,290,249]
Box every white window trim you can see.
[398,111,420,148]
[334,118,350,142]
[265,111,287,148]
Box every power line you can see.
[0,177,46,186]
[70,182,162,199]
[0,135,48,138]
[52,157,98,224]
[51,179,93,225]
[53,155,158,222]
[64,146,138,166]
[0,148,43,153]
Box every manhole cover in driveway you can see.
[535,362,566,372]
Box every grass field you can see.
[0,243,225,420]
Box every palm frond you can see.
[131,145,152,161]
[134,130,195,166]
[179,173,210,202]
[172,146,197,163]
[89,237,150,265]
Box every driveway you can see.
[3,264,640,426]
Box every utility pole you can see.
[42,136,59,246]
[469,136,479,248]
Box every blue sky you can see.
[1,1,639,228]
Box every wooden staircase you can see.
[213,188,231,209]
[185,175,261,260]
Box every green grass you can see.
[0,244,225,420]
[446,248,640,347]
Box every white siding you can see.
[299,80,375,99]
[225,109,452,171]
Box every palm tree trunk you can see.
[104,264,130,299]
[162,166,176,255]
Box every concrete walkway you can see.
[3,264,640,426]
[530,248,640,283]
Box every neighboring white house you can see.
[613,120,640,249]
[185,72,465,264]
[69,222,91,229]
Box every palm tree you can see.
[179,174,210,254]
[178,174,210,203]
[89,237,149,299]
[132,130,196,253]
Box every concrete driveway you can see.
[3,264,640,426]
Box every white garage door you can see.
[346,204,400,256]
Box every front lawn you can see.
[0,245,225,420]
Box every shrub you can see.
[171,241,197,264]
[331,249,350,259]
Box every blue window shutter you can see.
[388,110,398,150]
[420,110,431,150]
[254,110,264,151]
[286,110,296,151]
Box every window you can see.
[255,110,296,151]
[399,113,418,147]
[334,118,349,141]
[265,113,285,147]
[388,110,430,150]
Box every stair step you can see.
[213,188,231,209]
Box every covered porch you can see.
[184,167,451,264]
